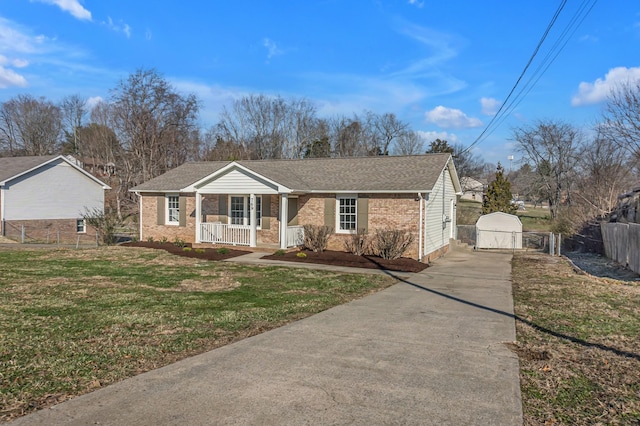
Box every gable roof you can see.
[131,154,461,194]
[0,155,111,189]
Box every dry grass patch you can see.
[511,253,640,425]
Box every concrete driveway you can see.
[10,248,522,426]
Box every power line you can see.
[461,0,598,155]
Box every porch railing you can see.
[286,225,304,248]
[200,222,250,246]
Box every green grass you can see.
[511,254,640,425]
[516,207,552,232]
[0,247,395,422]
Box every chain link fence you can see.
[456,225,560,254]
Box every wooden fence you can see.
[601,222,640,274]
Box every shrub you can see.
[343,228,369,256]
[146,236,155,243]
[82,207,124,246]
[296,252,307,258]
[183,247,192,252]
[302,224,333,252]
[173,237,186,248]
[195,248,206,253]
[371,229,414,260]
[216,247,230,254]
[274,249,286,256]
[159,236,168,243]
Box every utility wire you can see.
[461,0,598,155]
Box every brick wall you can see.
[297,193,423,259]
[140,193,283,245]
[2,218,98,244]
[139,192,443,260]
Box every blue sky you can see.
[0,0,639,164]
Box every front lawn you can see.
[0,247,395,422]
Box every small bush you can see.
[82,207,124,246]
[371,229,414,260]
[159,236,168,243]
[296,252,307,258]
[302,224,333,252]
[183,247,192,252]
[195,248,206,253]
[173,237,186,248]
[274,249,286,256]
[344,228,369,256]
[146,236,155,243]
[216,247,230,254]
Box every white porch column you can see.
[249,193,257,247]
[279,193,288,249]
[195,192,202,243]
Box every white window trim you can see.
[166,194,180,225]
[228,195,262,229]
[76,218,86,234]
[336,194,357,234]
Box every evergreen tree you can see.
[482,163,518,214]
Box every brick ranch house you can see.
[0,155,110,243]
[130,154,461,262]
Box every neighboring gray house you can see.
[130,154,462,262]
[0,155,110,242]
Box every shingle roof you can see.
[0,155,58,183]
[130,154,456,193]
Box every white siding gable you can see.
[423,165,457,256]
[3,159,105,220]
[197,167,279,194]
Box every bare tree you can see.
[600,80,640,158]
[571,131,637,222]
[216,94,321,160]
[368,111,410,155]
[512,120,582,219]
[60,94,87,156]
[331,115,368,157]
[393,131,423,155]
[110,68,199,184]
[0,95,62,156]
[452,143,486,180]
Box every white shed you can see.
[476,212,522,249]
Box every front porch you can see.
[194,191,302,249]
[198,222,304,248]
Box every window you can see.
[337,196,357,232]
[229,195,262,228]
[167,195,179,225]
[76,219,86,233]
[230,196,245,225]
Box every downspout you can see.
[0,186,4,236]
[418,192,423,261]
[442,167,447,249]
[136,191,143,242]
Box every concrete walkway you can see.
[10,248,522,426]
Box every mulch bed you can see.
[121,241,250,261]
[262,249,428,273]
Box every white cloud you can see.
[0,66,28,88]
[86,96,103,109]
[263,38,283,60]
[572,66,640,106]
[37,0,92,21]
[425,106,482,129]
[408,0,425,7]
[416,130,460,145]
[480,97,499,115]
[103,17,132,38]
